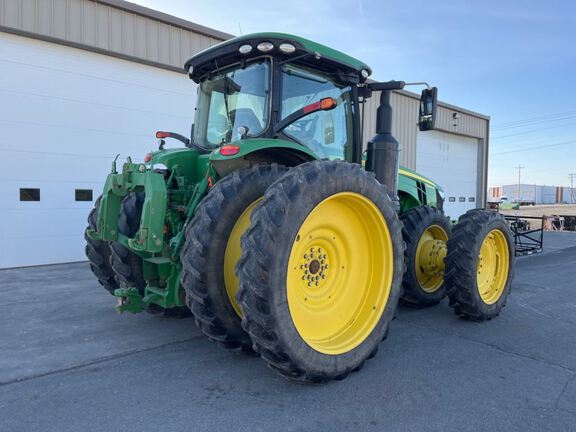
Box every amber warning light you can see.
[303,97,337,114]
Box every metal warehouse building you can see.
[0,0,490,268]
[490,184,576,204]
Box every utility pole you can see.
[569,173,576,204]
[515,166,524,203]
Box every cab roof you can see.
[184,32,372,84]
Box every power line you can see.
[491,122,576,140]
[492,114,576,131]
[492,110,576,128]
[489,139,576,156]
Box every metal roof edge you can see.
[94,0,234,41]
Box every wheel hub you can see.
[299,247,330,288]
[419,239,447,276]
[415,225,449,293]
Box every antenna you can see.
[238,23,243,35]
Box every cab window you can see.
[281,65,352,159]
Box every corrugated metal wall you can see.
[361,90,488,170]
[362,91,419,168]
[0,0,226,71]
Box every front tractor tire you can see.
[180,164,289,352]
[85,196,119,295]
[400,205,451,307]
[445,209,515,320]
[237,160,404,383]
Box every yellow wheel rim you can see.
[415,225,448,293]
[286,192,394,355]
[224,199,261,317]
[477,229,510,305]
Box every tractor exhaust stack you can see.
[365,81,405,203]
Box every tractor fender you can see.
[210,138,318,177]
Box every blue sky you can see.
[135,0,576,187]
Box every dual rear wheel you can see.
[181,161,404,382]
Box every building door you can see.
[416,130,479,220]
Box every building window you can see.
[20,188,40,201]
[75,189,93,202]
[448,197,456,202]
[469,197,476,202]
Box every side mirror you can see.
[418,87,438,131]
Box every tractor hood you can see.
[184,32,372,84]
[399,166,443,192]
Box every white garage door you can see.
[416,130,479,220]
[0,33,196,268]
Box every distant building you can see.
[489,184,576,204]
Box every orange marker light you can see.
[303,97,337,114]
[144,152,152,163]
[220,145,240,156]
[156,131,170,139]
[320,97,337,110]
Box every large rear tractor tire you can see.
[237,160,404,383]
[181,164,288,352]
[400,205,451,307]
[110,192,190,318]
[445,209,515,320]
[85,196,119,294]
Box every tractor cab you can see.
[184,33,371,161]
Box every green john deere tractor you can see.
[86,32,515,382]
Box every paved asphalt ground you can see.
[1,232,576,432]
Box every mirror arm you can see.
[405,82,431,89]
[366,80,405,92]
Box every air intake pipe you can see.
[365,80,405,204]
